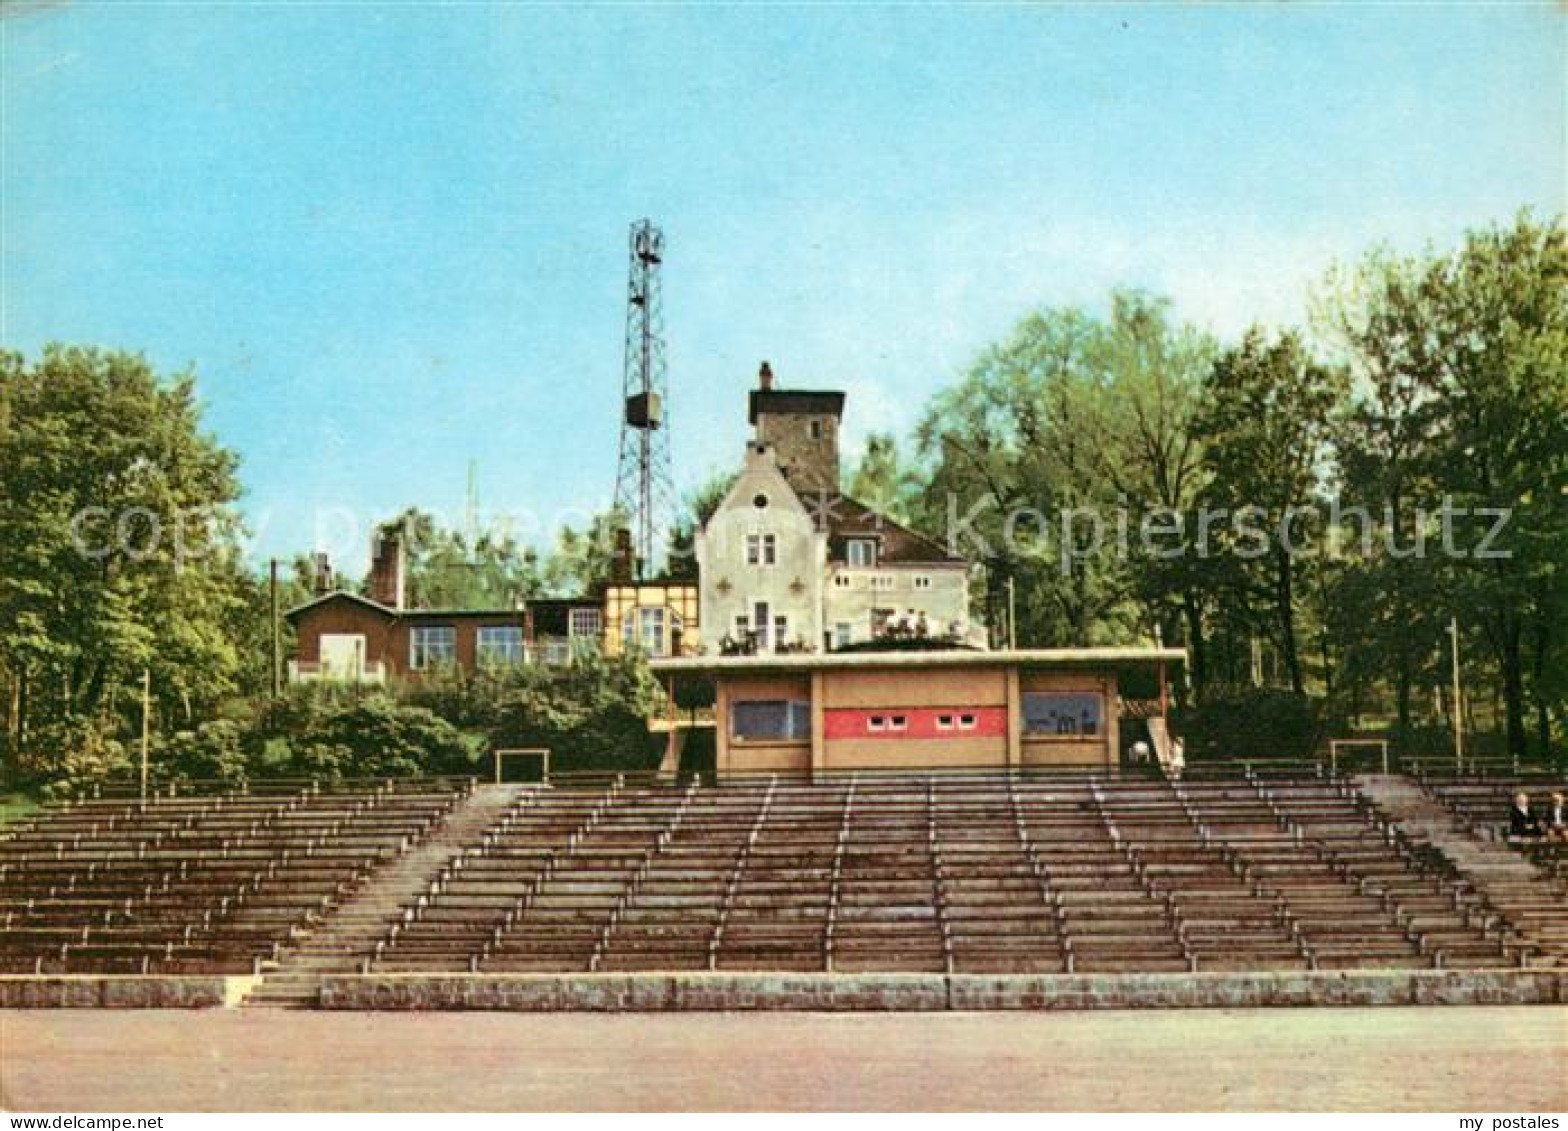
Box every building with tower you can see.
[696,363,979,654]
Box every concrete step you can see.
[1353,775,1567,961]
[242,785,531,1007]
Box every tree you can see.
[377,508,541,609]
[1081,292,1218,686]
[1193,330,1347,695]
[0,346,251,783]
[539,509,625,596]
[846,432,924,525]
[915,305,1139,647]
[1325,214,1568,757]
[663,471,736,582]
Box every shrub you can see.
[487,654,664,774]
[1175,688,1337,763]
[285,696,479,779]
[157,719,251,784]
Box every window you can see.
[833,574,853,589]
[569,608,602,640]
[833,622,853,649]
[409,625,456,670]
[871,574,897,590]
[476,626,524,667]
[846,539,877,568]
[733,613,750,640]
[753,493,770,509]
[913,576,933,590]
[809,419,824,440]
[937,715,955,730]
[957,714,977,731]
[867,715,886,732]
[731,700,811,742]
[773,614,789,648]
[753,601,771,651]
[1022,692,1102,737]
[889,715,908,731]
[745,533,777,566]
[622,607,682,657]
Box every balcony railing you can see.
[288,659,387,684]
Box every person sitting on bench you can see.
[1546,791,1567,842]
[1506,791,1543,841]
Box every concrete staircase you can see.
[1354,774,1568,965]
[243,784,529,1007]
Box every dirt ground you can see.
[2,1006,1565,1112]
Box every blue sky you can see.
[3,2,1562,572]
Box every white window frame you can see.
[846,539,877,568]
[913,575,933,590]
[745,533,778,567]
[957,714,977,731]
[569,608,603,640]
[871,574,897,591]
[833,574,853,589]
[409,625,456,671]
[476,625,525,667]
[867,716,886,732]
[833,622,853,649]
[622,606,682,656]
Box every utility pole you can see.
[140,668,151,801]
[1448,616,1464,770]
[1006,576,1017,650]
[269,558,282,698]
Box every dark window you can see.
[732,699,810,741]
[1022,692,1102,736]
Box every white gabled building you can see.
[695,363,982,654]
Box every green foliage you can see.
[378,508,542,609]
[0,346,251,784]
[1175,689,1336,763]
[157,719,251,784]
[846,433,924,526]
[486,653,664,774]
[541,509,625,595]
[27,717,134,800]
[1193,329,1348,695]
[664,471,736,582]
[284,696,477,780]
[0,793,39,826]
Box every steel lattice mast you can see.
[612,219,674,579]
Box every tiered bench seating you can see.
[368,772,1525,976]
[1419,772,1567,841]
[1416,771,1568,957]
[0,778,469,975]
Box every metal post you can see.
[1006,576,1017,650]
[1448,616,1464,770]
[269,558,282,697]
[140,668,151,801]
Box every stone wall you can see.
[0,976,232,1008]
[320,970,1566,1012]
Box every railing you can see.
[288,659,387,684]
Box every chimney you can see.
[369,527,406,610]
[312,552,334,596]
[610,527,634,584]
[758,360,774,392]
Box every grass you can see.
[0,791,39,825]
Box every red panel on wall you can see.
[823,707,1007,740]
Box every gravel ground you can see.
[2,1006,1564,1112]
